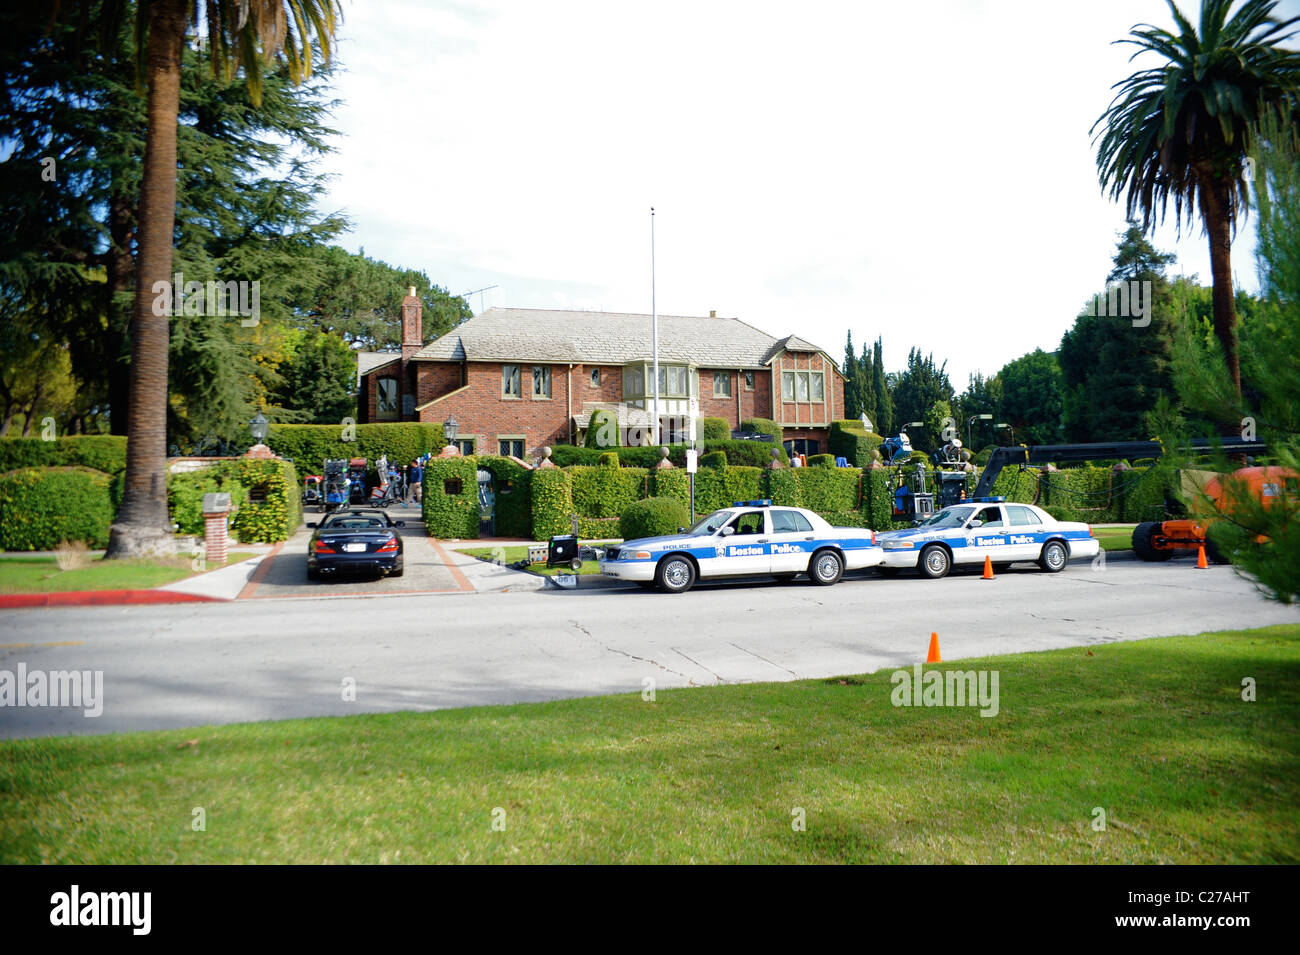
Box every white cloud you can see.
[318,0,1297,388]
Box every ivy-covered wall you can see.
[422,457,478,539]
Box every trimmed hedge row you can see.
[619,497,690,541]
[168,469,251,536]
[267,423,444,475]
[0,436,127,475]
[569,466,649,519]
[549,439,788,469]
[700,417,731,441]
[828,421,884,468]
[531,467,574,539]
[475,456,533,538]
[0,467,114,550]
[221,458,302,543]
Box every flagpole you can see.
[651,206,660,447]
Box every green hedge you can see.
[700,417,731,441]
[531,468,574,539]
[864,468,895,531]
[570,466,649,518]
[222,458,301,543]
[829,420,884,468]
[650,468,690,510]
[704,439,786,468]
[792,467,861,512]
[819,510,871,528]
[1121,466,1177,523]
[0,467,115,550]
[267,423,444,476]
[690,466,764,513]
[577,516,622,539]
[168,469,250,536]
[740,418,782,439]
[422,457,479,538]
[0,436,127,475]
[619,496,690,541]
[807,453,836,468]
[475,456,533,538]
[585,409,621,448]
[700,451,727,468]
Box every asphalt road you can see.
[1,556,1297,738]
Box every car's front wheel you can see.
[808,549,844,586]
[1039,540,1068,573]
[919,544,951,579]
[656,555,696,594]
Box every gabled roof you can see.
[357,350,400,383]
[412,307,832,369]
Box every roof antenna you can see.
[457,285,499,315]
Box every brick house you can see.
[357,290,846,462]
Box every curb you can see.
[0,589,225,609]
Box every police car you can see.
[875,498,1100,578]
[599,501,884,593]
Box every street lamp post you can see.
[995,422,1014,446]
[967,413,993,449]
[249,411,268,445]
[444,416,459,452]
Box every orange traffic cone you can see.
[983,555,995,579]
[926,632,942,663]
[1196,545,1209,569]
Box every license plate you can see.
[343,543,367,553]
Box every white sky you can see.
[316,0,1300,389]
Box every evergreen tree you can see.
[871,337,892,435]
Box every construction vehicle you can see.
[1132,465,1298,563]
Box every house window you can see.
[744,371,755,390]
[454,439,475,456]
[377,377,398,420]
[498,437,524,458]
[533,365,552,399]
[781,371,824,402]
[502,365,521,398]
[658,365,688,396]
[590,368,600,387]
[713,372,732,397]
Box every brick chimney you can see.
[401,285,423,362]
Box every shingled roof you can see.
[412,307,832,368]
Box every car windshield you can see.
[324,517,385,529]
[687,510,735,536]
[918,505,976,529]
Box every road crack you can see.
[729,642,799,678]
[567,620,696,683]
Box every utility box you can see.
[548,535,581,571]
[201,492,233,564]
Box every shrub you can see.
[650,468,690,510]
[266,423,444,474]
[423,457,479,538]
[700,417,731,441]
[864,468,895,530]
[807,453,836,468]
[549,445,602,467]
[577,516,621,539]
[0,467,114,550]
[619,496,690,541]
[569,466,648,518]
[740,418,781,438]
[531,467,574,539]
[1122,466,1176,523]
[585,409,621,449]
[819,510,870,528]
[793,467,860,512]
[700,451,727,468]
[691,466,764,513]
[168,468,250,536]
[597,451,620,468]
[765,468,800,506]
[702,438,786,468]
[222,458,301,543]
[828,420,884,468]
[0,436,127,475]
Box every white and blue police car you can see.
[599,500,884,593]
[875,498,1100,578]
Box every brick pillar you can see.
[203,512,229,563]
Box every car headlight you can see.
[882,540,915,550]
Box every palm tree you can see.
[81,0,341,557]
[1092,0,1300,398]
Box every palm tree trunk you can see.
[1197,174,1242,397]
[105,0,188,559]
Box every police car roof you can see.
[731,499,772,508]
[972,496,1006,503]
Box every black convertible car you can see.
[306,510,405,581]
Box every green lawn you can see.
[0,553,256,593]
[459,545,603,577]
[1093,524,1135,552]
[1,624,1295,864]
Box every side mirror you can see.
[721,526,735,537]
[677,527,686,534]
[394,520,405,526]
[968,519,983,528]
[307,522,318,528]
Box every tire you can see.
[389,565,404,578]
[570,557,584,571]
[656,555,696,594]
[1132,522,1173,561]
[919,544,951,579]
[1039,539,1068,573]
[875,566,901,577]
[808,549,844,586]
